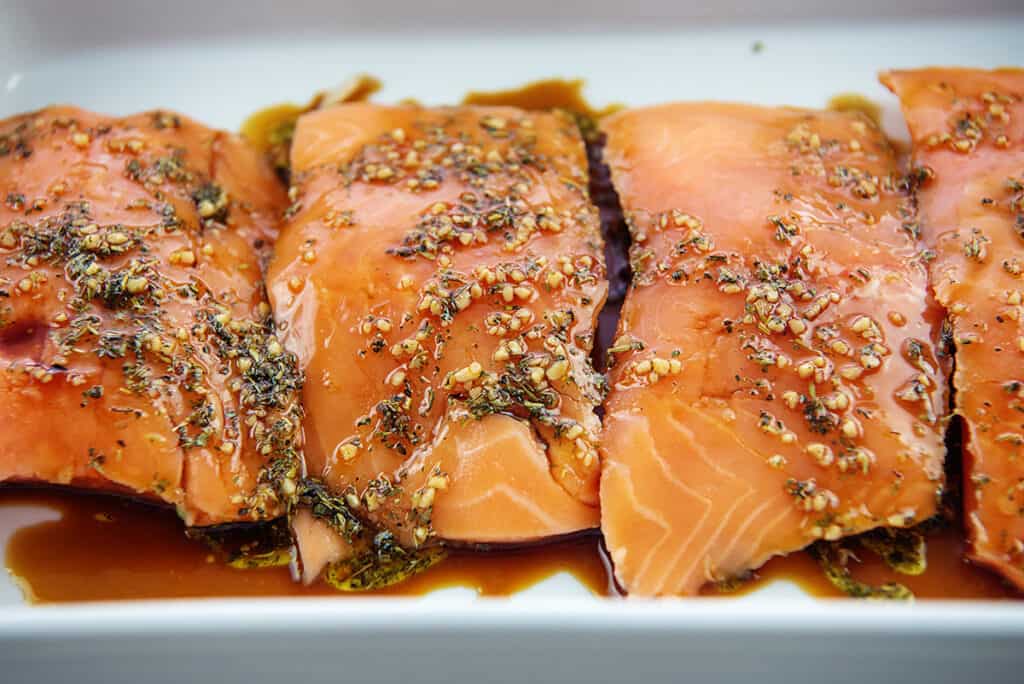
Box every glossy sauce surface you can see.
[461,78,621,120]
[240,75,384,152]
[826,93,883,126]
[4,486,1016,602]
[1,488,611,603]
[241,78,616,155]
[704,526,1018,600]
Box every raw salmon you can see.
[883,68,1024,589]
[268,103,606,579]
[599,103,948,596]
[0,106,300,526]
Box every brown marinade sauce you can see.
[1,487,612,602]
[3,81,1018,604]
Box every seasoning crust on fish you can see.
[883,67,1024,590]
[268,103,607,580]
[0,106,301,526]
[599,102,948,596]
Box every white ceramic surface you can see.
[1,1,1023,681]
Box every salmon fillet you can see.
[267,103,607,580]
[0,106,300,526]
[883,68,1024,590]
[599,103,948,596]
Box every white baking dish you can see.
[1,1,1023,681]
